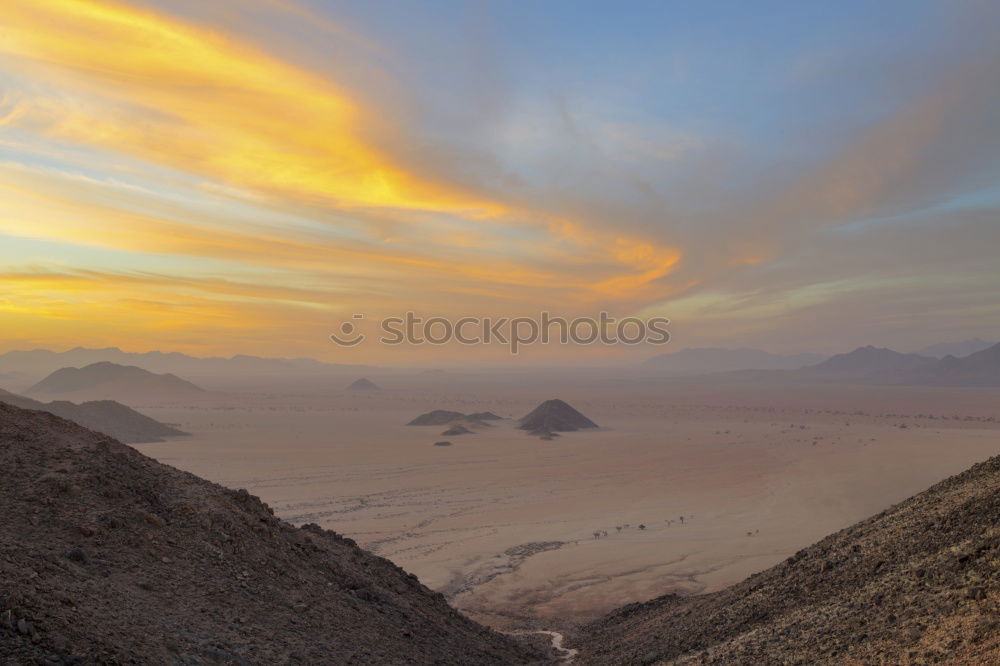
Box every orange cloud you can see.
[1,0,502,216]
[0,0,690,358]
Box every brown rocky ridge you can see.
[0,402,551,665]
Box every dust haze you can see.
[6,346,996,632]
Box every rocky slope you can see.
[0,390,186,443]
[573,456,999,664]
[0,403,550,665]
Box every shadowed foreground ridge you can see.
[574,455,999,664]
[0,402,549,665]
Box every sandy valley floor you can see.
[135,376,1000,629]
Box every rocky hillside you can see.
[573,456,999,664]
[0,403,550,665]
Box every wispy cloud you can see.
[0,0,997,358]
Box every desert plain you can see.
[131,373,1000,631]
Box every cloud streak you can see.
[0,0,997,359]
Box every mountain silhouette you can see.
[801,345,937,380]
[0,346,370,385]
[788,343,1000,386]
[27,362,204,404]
[346,377,381,391]
[518,399,598,433]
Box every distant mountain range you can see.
[728,342,1000,386]
[26,362,205,404]
[0,346,370,385]
[799,346,936,380]
[642,341,1000,386]
[644,347,828,375]
[913,338,995,358]
[0,389,186,443]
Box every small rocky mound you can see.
[518,399,598,433]
[442,424,473,437]
[468,412,503,421]
[433,441,453,447]
[0,403,551,665]
[407,410,495,429]
[573,455,1000,665]
[346,377,381,391]
[407,410,467,426]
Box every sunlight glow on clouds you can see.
[0,0,997,359]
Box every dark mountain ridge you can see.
[0,403,549,665]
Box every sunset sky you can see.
[1,0,998,362]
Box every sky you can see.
[0,0,998,363]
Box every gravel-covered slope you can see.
[0,402,551,665]
[574,456,999,665]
